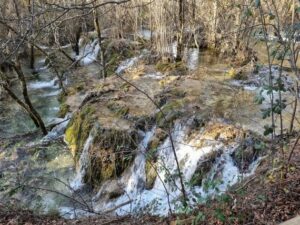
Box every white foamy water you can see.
[42,117,71,142]
[28,79,58,89]
[116,57,139,74]
[70,125,98,190]
[90,121,261,216]
[77,39,101,66]
[185,48,199,70]
[144,72,164,80]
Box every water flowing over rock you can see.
[71,124,98,190]
[116,56,140,74]
[28,78,59,89]
[77,39,101,66]
[66,119,262,217]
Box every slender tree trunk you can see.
[176,0,184,61]
[212,0,218,48]
[74,27,81,56]
[2,84,40,127]
[13,60,48,135]
[258,5,275,138]
[93,5,107,79]
[30,45,35,69]
[28,0,35,70]
[290,82,298,133]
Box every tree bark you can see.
[13,60,48,135]
[1,83,40,128]
[176,0,184,61]
[28,0,35,70]
[93,5,107,79]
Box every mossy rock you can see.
[57,103,70,118]
[105,39,136,76]
[120,83,132,92]
[232,136,265,172]
[145,160,157,190]
[190,150,222,186]
[107,101,130,118]
[144,128,168,189]
[84,127,139,187]
[156,100,185,128]
[169,88,186,98]
[57,92,67,103]
[65,105,96,158]
[155,60,187,74]
[133,116,153,131]
[226,67,247,80]
[67,83,85,95]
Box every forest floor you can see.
[0,135,299,225]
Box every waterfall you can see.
[92,121,262,216]
[70,126,97,190]
[115,50,149,75]
[123,127,156,194]
[116,57,139,75]
[42,117,70,142]
[77,39,101,66]
[93,127,156,211]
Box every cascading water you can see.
[92,127,156,209]
[77,39,101,66]
[70,125,98,190]
[89,121,262,216]
[116,57,140,75]
[115,50,149,75]
[121,127,156,194]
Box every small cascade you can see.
[116,56,139,75]
[125,127,156,192]
[70,126,97,190]
[185,48,199,71]
[77,39,100,66]
[91,121,262,216]
[28,78,58,89]
[42,116,71,142]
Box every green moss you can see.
[107,53,121,76]
[84,128,139,187]
[226,67,247,80]
[120,83,131,92]
[145,160,157,189]
[156,100,185,128]
[190,159,215,186]
[57,92,67,103]
[155,60,187,73]
[169,88,186,98]
[57,103,70,118]
[107,101,129,117]
[105,40,136,76]
[65,105,96,159]
[149,137,160,151]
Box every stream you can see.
[0,37,299,218]
[0,58,61,138]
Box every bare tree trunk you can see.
[258,4,276,138]
[290,82,299,133]
[93,5,107,79]
[212,0,218,48]
[28,0,35,70]
[74,27,81,56]
[176,0,184,61]
[13,60,48,135]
